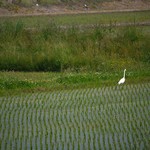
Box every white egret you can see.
[118,69,126,85]
[36,3,39,6]
[84,4,88,9]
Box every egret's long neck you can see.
[124,70,126,78]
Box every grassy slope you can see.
[0,11,150,96]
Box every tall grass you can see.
[0,20,149,72]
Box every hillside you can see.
[0,0,150,16]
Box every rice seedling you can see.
[0,83,150,149]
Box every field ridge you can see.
[0,8,150,17]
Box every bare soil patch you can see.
[0,0,150,17]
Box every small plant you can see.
[7,4,20,13]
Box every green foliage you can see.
[36,57,61,71]
[0,20,149,72]
[0,70,149,95]
[0,20,24,41]
[123,27,140,42]
[0,77,37,89]
[0,1,4,7]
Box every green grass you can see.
[0,10,150,27]
[0,70,149,96]
[0,20,149,72]
[53,11,150,26]
[0,11,149,95]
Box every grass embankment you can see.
[0,11,150,95]
[0,22,149,72]
[0,70,149,96]
[0,10,150,27]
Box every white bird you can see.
[118,69,126,85]
[84,4,88,9]
[36,3,39,6]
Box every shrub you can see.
[36,57,61,72]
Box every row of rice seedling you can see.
[0,83,149,149]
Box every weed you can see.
[0,21,149,72]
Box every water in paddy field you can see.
[0,83,150,149]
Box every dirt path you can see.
[0,8,150,18]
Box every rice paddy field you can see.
[0,83,150,149]
[0,7,150,149]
